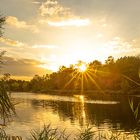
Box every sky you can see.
[0,0,140,80]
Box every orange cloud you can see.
[2,57,52,79]
[6,16,39,33]
[32,44,57,49]
[39,0,90,27]
[0,37,25,47]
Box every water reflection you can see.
[4,92,140,138]
[31,95,87,126]
[27,93,138,130]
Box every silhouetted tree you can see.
[0,14,15,124]
[0,15,5,37]
[105,56,115,65]
[116,56,140,88]
[6,56,140,94]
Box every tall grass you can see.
[129,98,140,122]
[29,125,97,140]
[76,127,95,140]
[29,124,70,140]
[0,128,8,139]
[0,124,140,140]
[0,51,16,125]
[0,80,16,125]
[28,125,140,140]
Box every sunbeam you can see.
[81,73,84,93]
[62,71,79,90]
[122,74,140,86]
[86,72,104,94]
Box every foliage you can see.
[0,15,5,37]
[0,81,15,124]
[0,128,7,138]
[129,98,140,122]
[0,13,16,126]
[0,55,15,125]
[0,70,16,125]
[29,124,70,140]
[5,56,140,94]
[0,128,23,140]
[76,127,94,140]
[28,125,140,140]
[1,124,140,140]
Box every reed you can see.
[0,81,16,125]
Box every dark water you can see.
[3,92,140,139]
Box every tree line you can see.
[2,55,140,94]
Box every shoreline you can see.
[11,89,140,97]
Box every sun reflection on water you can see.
[73,95,86,126]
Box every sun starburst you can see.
[78,64,87,72]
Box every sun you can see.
[78,64,87,72]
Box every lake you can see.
[2,92,140,139]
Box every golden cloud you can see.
[39,0,71,17]
[6,16,39,33]
[105,37,136,54]
[46,18,90,27]
[32,44,57,49]
[0,37,25,47]
[2,57,51,78]
[39,0,90,27]
[32,1,40,4]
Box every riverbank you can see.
[29,89,140,96]
[12,89,138,102]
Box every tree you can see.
[105,56,115,65]
[121,78,130,92]
[116,56,140,87]
[2,73,11,81]
[89,60,102,71]
[0,15,15,125]
[0,15,5,37]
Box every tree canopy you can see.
[5,56,140,95]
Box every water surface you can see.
[3,92,140,139]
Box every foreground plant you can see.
[0,128,22,140]
[29,125,140,140]
[0,15,16,125]
[0,128,8,139]
[0,81,16,125]
[29,124,70,140]
[0,124,140,140]
[128,98,140,121]
[75,127,95,140]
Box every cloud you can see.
[32,44,57,49]
[47,18,90,27]
[0,37,25,47]
[39,0,70,17]
[6,16,39,33]
[32,1,40,4]
[1,57,51,78]
[105,37,136,54]
[38,0,90,27]
[38,54,59,72]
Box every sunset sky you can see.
[0,0,140,79]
